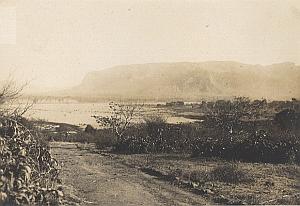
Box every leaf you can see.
[19,148,26,157]
[0,192,7,202]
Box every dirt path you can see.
[50,142,209,206]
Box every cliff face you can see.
[69,62,300,100]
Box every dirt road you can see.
[50,142,209,206]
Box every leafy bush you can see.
[0,118,63,205]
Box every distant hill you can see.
[65,61,300,101]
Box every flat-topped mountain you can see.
[67,61,300,101]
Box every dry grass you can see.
[118,153,300,205]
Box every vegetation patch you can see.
[119,153,300,205]
[0,79,64,205]
[0,118,63,205]
[210,164,254,184]
[89,99,300,164]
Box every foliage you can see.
[191,125,300,163]
[0,118,63,205]
[274,108,300,130]
[112,122,198,154]
[93,102,142,142]
[189,97,300,163]
[98,120,299,164]
[0,77,63,205]
[203,97,262,134]
[92,99,300,164]
[94,129,116,149]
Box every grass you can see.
[117,153,300,205]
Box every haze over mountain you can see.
[61,61,300,101]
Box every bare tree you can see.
[0,76,33,119]
[93,102,143,141]
[0,79,23,104]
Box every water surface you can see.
[24,103,196,127]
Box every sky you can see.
[0,0,299,91]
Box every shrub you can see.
[0,118,63,205]
[93,100,300,164]
[112,122,197,154]
[191,128,300,164]
[210,164,254,184]
[84,124,96,134]
[108,119,299,164]
[189,170,211,183]
[274,109,300,130]
[94,129,116,149]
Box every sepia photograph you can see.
[0,0,299,205]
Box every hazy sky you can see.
[0,0,299,90]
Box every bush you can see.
[210,164,254,184]
[94,129,116,149]
[112,122,197,154]
[107,119,299,164]
[192,128,300,164]
[189,170,211,183]
[84,124,96,134]
[274,109,300,130]
[0,118,63,205]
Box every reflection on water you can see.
[24,103,196,127]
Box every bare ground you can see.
[50,142,210,206]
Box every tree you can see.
[0,78,33,119]
[93,102,143,141]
